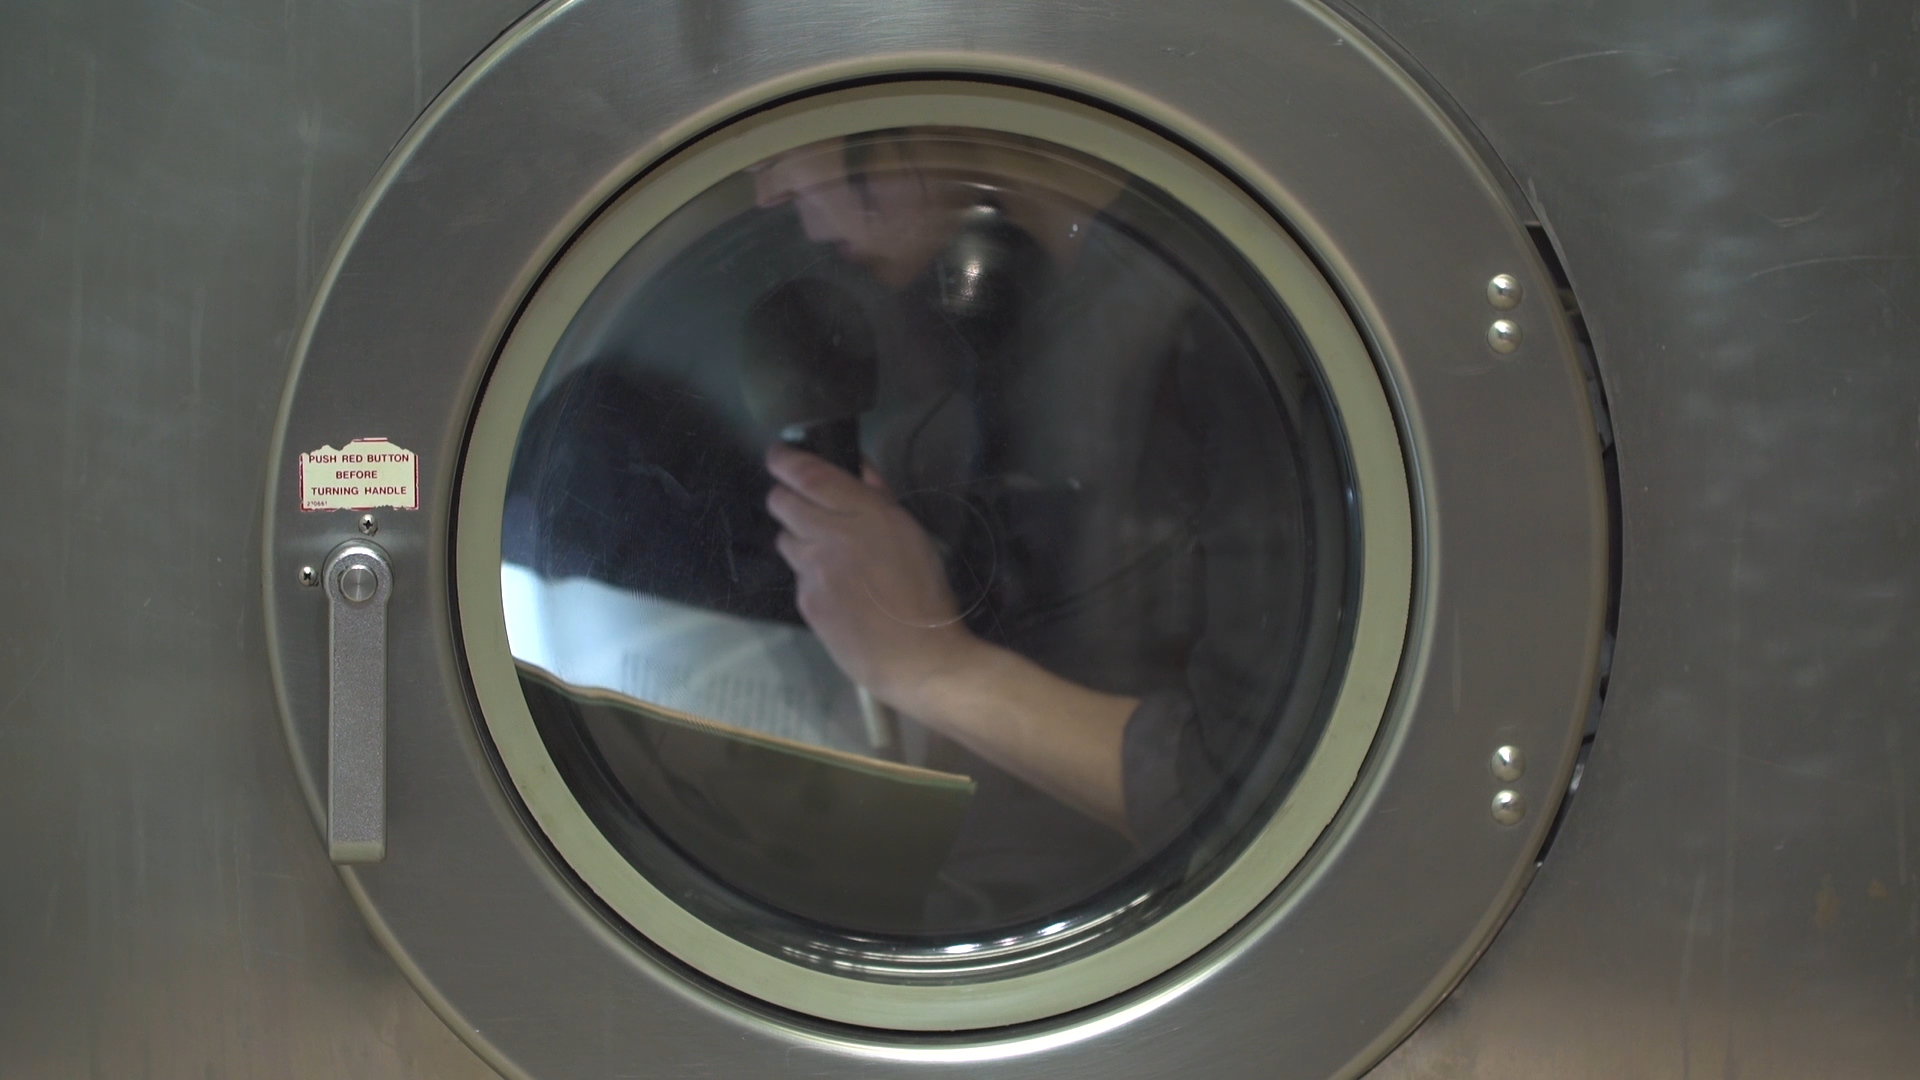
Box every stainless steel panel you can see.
[5,0,1914,1075]
[1347,1,1920,1077]
[264,2,1603,1075]
[0,2,523,1076]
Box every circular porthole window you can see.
[456,84,1410,1029]
[269,6,1610,1071]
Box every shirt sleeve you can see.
[1115,296,1326,845]
[1121,690,1202,845]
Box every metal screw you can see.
[339,564,378,604]
[1487,273,1523,310]
[1491,789,1526,826]
[299,565,318,587]
[1491,745,1526,782]
[1488,319,1523,354]
[359,514,378,536]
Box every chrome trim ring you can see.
[456,82,1411,1030]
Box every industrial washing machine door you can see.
[263,1,1606,1075]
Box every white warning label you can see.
[299,438,419,512]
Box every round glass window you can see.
[495,123,1355,983]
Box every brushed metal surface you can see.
[5,0,1915,1075]
[324,541,391,864]
[0,1,522,1076]
[264,1,1603,1076]
[1349,1,1920,1077]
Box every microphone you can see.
[740,277,877,474]
[740,277,898,758]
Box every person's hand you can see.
[768,443,1139,834]
[765,443,983,709]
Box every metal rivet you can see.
[1491,745,1526,782]
[1487,273,1523,310]
[339,564,378,604]
[359,514,378,536]
[1491,789,1526,826]
[1488,319,1523,354]
[299,566,318,587]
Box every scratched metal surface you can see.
[1350,1,1920,1077]
[4,0,1917,1077]
[0,2,519,1076]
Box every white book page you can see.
[501,562,869,754]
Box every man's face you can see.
[752,139,955,289]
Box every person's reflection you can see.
[752,134,1244,847]
[764,442,1141,834]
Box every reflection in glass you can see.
[500,128,1352,976]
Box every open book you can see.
[504,565,975,928]
[503,562,875,751]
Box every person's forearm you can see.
[759,445,1140,836]
[891,638,1136,837]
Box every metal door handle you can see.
[322,541,392,863]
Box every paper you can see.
[299,439,419,511]
[500,562,870,754]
